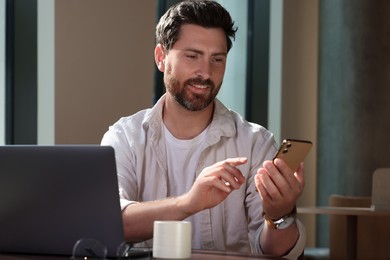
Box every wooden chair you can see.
[329,194,390,259]
[371,168,390,210]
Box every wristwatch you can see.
[263,206,297,230]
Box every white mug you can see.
[153,220,192,259]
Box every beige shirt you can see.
[101,95,305,259]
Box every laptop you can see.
[0,145,125,257]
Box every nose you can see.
[196,59,212,79]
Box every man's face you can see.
[160,24,228,111]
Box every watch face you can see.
[276,216,295,229]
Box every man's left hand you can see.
[255,158,304,220]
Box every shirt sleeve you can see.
[101,123,138,211]
[254,220,306,259]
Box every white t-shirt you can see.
[164,124,210,196]
[164,124,211,249]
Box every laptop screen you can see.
[0,145,124,257]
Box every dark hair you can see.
[156,0,237,52]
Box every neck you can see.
[163,96,214,140]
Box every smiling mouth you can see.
[185,77,214,92]
[190,84,209,89]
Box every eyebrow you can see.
[183,48,227,57]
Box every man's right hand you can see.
[122,157,247,242]
[178,157,247,215]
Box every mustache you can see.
[185,77,215,88]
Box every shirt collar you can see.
[143,94,236,139]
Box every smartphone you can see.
[273,139,312,172]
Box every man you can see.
[101,1,305,259]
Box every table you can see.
[298,206,390,260]
[0,250,286,260]
[190,250,286,259]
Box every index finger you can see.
[224,157,248,166]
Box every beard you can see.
[164,72,221,112]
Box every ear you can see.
[154,44,166,72]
